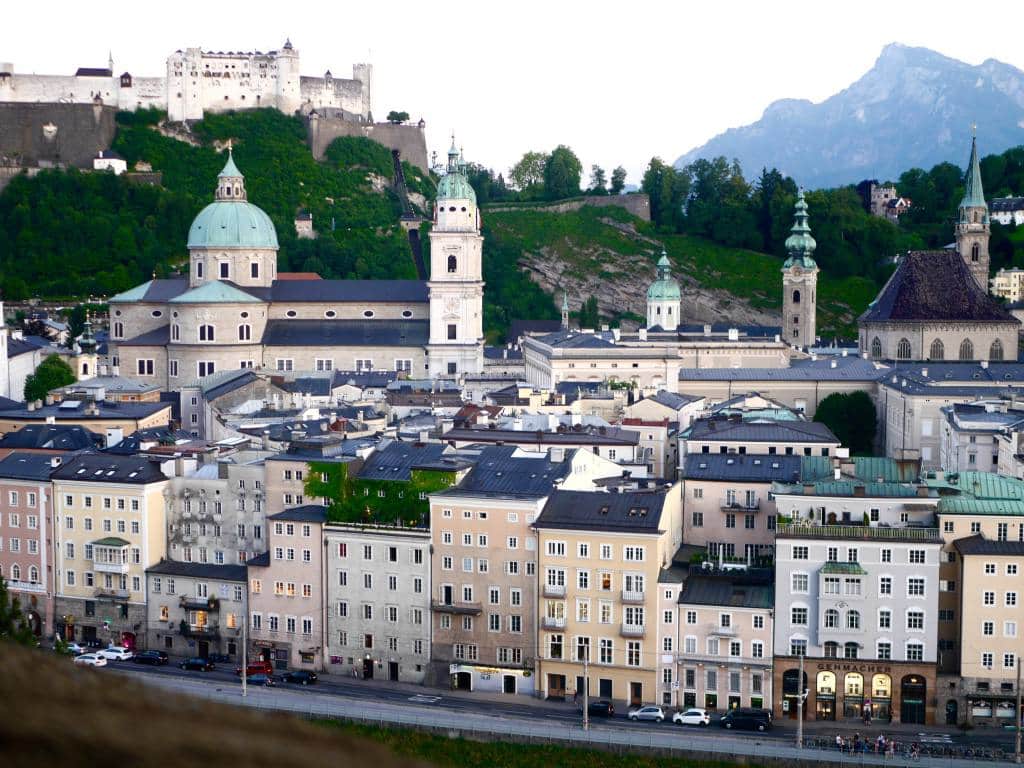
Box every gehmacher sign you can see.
[815,662,892,674]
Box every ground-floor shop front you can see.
[54,595,145,651]
[664,659,773,712]
[325,649,428,684]
[539,660,654,707]
[939,674,1022,727]
[772,657,937,725]
[249,638,323,671]
[445,663,536,696]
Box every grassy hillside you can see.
[485,205,877,337]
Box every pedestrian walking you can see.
[836,734,844,752]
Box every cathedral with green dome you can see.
[105,145,484,396]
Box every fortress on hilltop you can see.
[0,40,371,122]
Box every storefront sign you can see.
[816,662,892,674]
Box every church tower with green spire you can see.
[956,129,990,289]
[781,190,819,349]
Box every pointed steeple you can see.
[79,311,97,353]
[561,290,570,330]
[656,249,671,280]
[783,190,817,268]
[960,127,987,211]
[215,145,246,201]
[447,134,459,173]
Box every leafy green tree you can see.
[814,391,877,455]
[23,319,54,341]
[509,151,549,197]
[577,295,600,329]
[385,111,410,124]
[543,145,583,201]
[23,354,76,402]
[66,305,88,348]
[610,166,627,196]
[641,158,689,231]
[0,575,35,646]
[588,165,607,195]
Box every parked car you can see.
[236,660,273,677]
[98,646,134,662]
[583,700,615,717]
[246,673,275,687]
[734,706,773,722]
[673,707,711,726]
[179,657,215,672]
[627,705,665,722]
[281,670,318,685]
[133,650,169,666]
[208,652,231,663]
[73,653,108,668]
[720,709,771,731]
[60,641,86,656]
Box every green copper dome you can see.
[436,171,477,203]
[187,153,279,250]
[783,190,818,269]
[647,251,681,301]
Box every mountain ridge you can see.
[676,43,1024,187]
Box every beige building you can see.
[533,486,683,708]
[428,446,618,695]
[51,454,168,650]
[0,399,172,439]
[990,268,1024,303]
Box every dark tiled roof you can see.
[0,452,62,480]
[484,346,524,360]
[332,370,398,389]
[860,251,1017,323]
[991,197,1024,212]
[247,551,271,567]
[0,424,98,451]
[509,319,563,339]
[443,425,639,446]
[679,356,884,382]
[534,330,617,349]
[954,534,1024,556]
[678,571,774,609]
[0,396,23,411]
[358,441,468,480]
[261,319,428,347]
[682,453,801,483]
[145,558,247,581]
[651,391,702,410]
[204,370,259,401]
[75,67,113,77]
[535,490,668,533]
[439,445,570,498]
[687,418,838,443]
[51,453,167,483]
[118,325,170,346]
[0,400,170,421]
[269,279,428,303]
[267,505,329,523]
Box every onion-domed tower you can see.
[646,251,681,331]
[781,190,819,349]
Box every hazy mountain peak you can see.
[677,44,1024,188]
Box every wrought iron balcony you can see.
[720,499,761,513]
[621,589,645,604]
[94,587,130,600]
[431,600,482,616]
[543,583,566,599]
[542,616,566,630]
[620,623,646,638]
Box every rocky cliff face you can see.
[676,44,1024,187]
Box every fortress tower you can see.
[781,190,819,349]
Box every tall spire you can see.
[447,134,459,172]
[783,190,817,268]
[960,128,987,210]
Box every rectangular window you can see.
[792,546,808,560]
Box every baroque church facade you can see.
[858,134,1019,362]
[107,142,483,388]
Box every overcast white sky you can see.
[5,0,1024,184]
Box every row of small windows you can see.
[114,311,416,342]
[871,336,1004,361]
[195,262,260,280]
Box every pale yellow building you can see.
[533,486,682,708]
[990,268,1024,303]
[51,454,168,649]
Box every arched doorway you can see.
[945,699,959,725]
[25,610,42,637]
[782,668,807,719]
[816,671,836,720]
[871,673,892,722]
[454,671,472,691]
[843,672,864,719]
[900,675,927,724]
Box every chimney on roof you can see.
[703,325,711,337]
[638,328,648,341]
[549,446,565,463]
[50,456,62,468]
[830,360,837,369]
[44,395,54,406]
[419,430,429,443]
[981,360,989,369]
[921,367,928,378]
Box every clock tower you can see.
[427,138,484,378]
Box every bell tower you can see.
[956,128,990,290]
[426,138,484,378]
[781,190,819,349]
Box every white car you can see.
[74,653,108,667]
[628,705,665,722]
[673,707,711,726]
[62,641,86,656]
[98,646,134,661]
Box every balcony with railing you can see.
[543,583,566,599]
[180,595,220,612]
[94,587,130,600]
[706,622,737,637]
[720,498,761,513]
[179,621,219,638]
[777,522,942,542]
[620,623,646,638]
[621,589,645,604]
[431,600,482,615]
[542,616,566,630]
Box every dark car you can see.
[281,670,318,685]
[179,657,215,672]
[246,673,275,687]
[133,650,169,666]
[733,706,773,722]
[583,700,615,717]
[720,709,771,731]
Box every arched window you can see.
[113,322,124,338]
[847,610,860,630]
[959,338,974,361]
[929,339,944,360]
[823,641,839,658]
[81,362,89,375]
[990,339,1004,361]
[28,565,38,583]
[793,289,801,304]
[447,255,457,273]
[199,324,215,342]
[871,337,882,359]
[238,324,251,341]
[844,642,859,660]
[971,243,980,262]
[824,609,839,628]
[10,564,20,581]
[896,338,912,360]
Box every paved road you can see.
[95,658,1021,755]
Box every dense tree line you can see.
[466,146,627,205]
